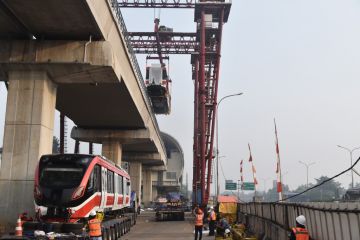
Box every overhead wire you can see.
[273,156,360,203]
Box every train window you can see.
[118,175,123,194]
[162,68,168,79]
[146,67,149,80]
[88,171,94,190]
[93,165,101,191]
[107,171,114,193]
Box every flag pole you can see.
[274,119,283,201]
[240,160,244,201]
[248,143,258,200]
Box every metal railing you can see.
[238,202,360,240]
[107,0,166,157]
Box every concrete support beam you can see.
[71,127,166,166]
[122,152,163,166]
[129,162,142,208]
[142,168,153,208]
[102,141,122,166]
[71,127,151,144]
[0,71,56,231]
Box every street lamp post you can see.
[337,145,360,189]
[216,92,243,198]
[299,161,316,189]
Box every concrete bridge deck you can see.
[0,0,166,229]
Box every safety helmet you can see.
[296,215,306,225]
[210,206,214,210]
[89,211,97,217]
[225,229,231,234]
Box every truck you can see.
[155,192,186,221]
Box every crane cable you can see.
[273,156,360,203]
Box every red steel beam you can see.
[193,57,199,204]
[117,0,195,8]
[206,7,224,199]
[199,10,207,206]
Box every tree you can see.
[52,136,60,154]
[264,184,290,202]
[293,176,344,202]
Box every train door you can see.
[123,178,127,205]
[100,167,107,209]
[114,174,118,209]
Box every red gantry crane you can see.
[118,0,231,206]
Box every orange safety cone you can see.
[15,215,23,237]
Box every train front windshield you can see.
[38,155,92,189]
[40,167,84,188]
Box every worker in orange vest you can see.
[207,206,216,236]
[288,215,310,240]
[194,206,204,240]
[88,211,102,240]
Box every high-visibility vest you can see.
[88,219,102,237]
[208,211,216,221]
[195,211,204,226]
[292,227,309,240]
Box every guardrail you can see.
[238,202,360,240]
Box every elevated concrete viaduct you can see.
[0,0,166,229]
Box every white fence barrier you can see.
[238,202,360,240]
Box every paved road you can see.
[123,211,215,240]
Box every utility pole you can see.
[215,93,243,199]
[337,145,360,189]
[299,161,316,188]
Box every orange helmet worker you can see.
[88,211,102,240]
[194,207,204,240]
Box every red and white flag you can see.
[240,160,244,182]
[248,144,253,162]
[248,143,258,188]
[274,119,283,201]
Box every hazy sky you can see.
[1,0,360,194]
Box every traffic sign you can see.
[242,182,255,190]
[225,182,237,190]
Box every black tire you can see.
[121,222,124,235]
[62,223,84,234]
[109,227,114,240]
[105,228,110,240]
[116,223,120,238]
[23,222,41,231]
[102,228,106,240]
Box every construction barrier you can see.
[238,202,360,240]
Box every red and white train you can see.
[34,154,132,222]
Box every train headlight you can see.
[72,186,85,200]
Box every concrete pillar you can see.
[129,162,142,207]
[102,141,122,165]
[142,168,153,208]
[152,186,158,202]
[0,71,56,231]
